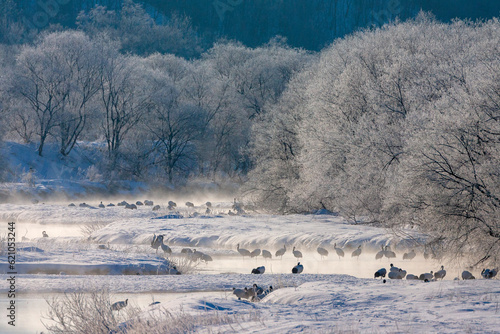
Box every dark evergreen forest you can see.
[3,0,500,50]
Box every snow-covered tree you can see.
[13,31,102,156]
[96,52,153,170]
[142,66,203,183]
[246,15,500,266]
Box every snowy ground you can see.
[0,200,499,333]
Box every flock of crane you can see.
[373,264,447,281]
[71,199,245,216]
[149,235,499,281]
[73,199,497,308]
[150,233,214,267]
[235,243,414,261]
[102,237,500,310]
[373,264,497,282]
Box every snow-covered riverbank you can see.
[0,201,498,333]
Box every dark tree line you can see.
[2,0,500,50]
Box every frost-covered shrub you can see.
[43,288,262,334]
[43,289,139,334]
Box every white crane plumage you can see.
[191,249,204,262]
[250,249,261,258]
[351,245,362,259]
[151,234,162,254]
[375,245,385,260]
[275,244,286,259]
[262,249,272,259]
[233,287,249,300]
[389,263,400,272]
[237,244,251,257]
[434,265,446,280]
[317,246,329,259]
[398,268,407,279]
[251,286,274,302]
[388,270,402,279]
[334,243,344,259]
[160,237,172,255]
[384,246,396,259]
[251,266,265,274]
[374,268,387,278]
[419,271,433,281]
[201,253,213,263]
[253,283,264,295]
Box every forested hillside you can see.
[2,0,500,50]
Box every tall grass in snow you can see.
[42,288,265,333]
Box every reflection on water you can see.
[15,222,84,240]
[0,251,462,333]
[0,237,463,333]
[195,251,461,280]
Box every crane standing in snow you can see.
[351,245,362,259]
[237,244,251,258]
[250,249,261,258]
[151,234,163,254]
[334,243,344,260]
[275,244,286,259]
[317,246,329,259]
[434,265,446,280]
[293,246,303,260]
[111,299,128,311]
[262,249,272,259]
[375,245,385,260]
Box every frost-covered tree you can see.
[96,52,153,170]
[244,67,314,212]
[387,19,500,266]
[247,15,500,266]
[180,59,243,178]
[13,31,100,156]
[199,40,313,178]
[142,66,203,183]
